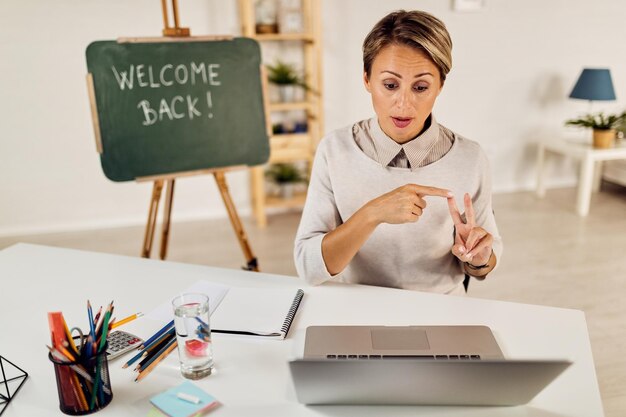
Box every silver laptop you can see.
[289,358,571,406]
[303,325,504,360]
[290,325,571,406]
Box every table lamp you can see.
[569,68,616,106]
[568,68,619,148]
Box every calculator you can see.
[106,330,143,360]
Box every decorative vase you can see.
[592,129,615,149]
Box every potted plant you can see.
[266,60,310,103]
[265,163,305,198]
[565,111,626,148]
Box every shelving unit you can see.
[237,0,324,227]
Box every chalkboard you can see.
[86,38,270,182]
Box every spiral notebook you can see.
[210,287,304,339]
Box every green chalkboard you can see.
[86,38,269,182]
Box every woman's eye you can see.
[413,84,429,92]
[383,82,398,90]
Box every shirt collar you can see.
[369,115,440,168]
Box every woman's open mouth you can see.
[391,117,412,129]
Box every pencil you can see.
[134,332,174,371]
[97,311,111,353]
[111,312,144,329]
[59,344,77,362]
[71,369,89,411]
[144,327,175,353]
[140,319,174,349]
[122,349,147,369]
[87,301,96,344]
[136,335,176,372]
[93,306,102,326]
[62,315,79,355]
[135,339,178,382]
[135,332,175,371]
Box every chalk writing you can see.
[111,62,221,126]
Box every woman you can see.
[294,10,502,295]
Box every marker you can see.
[177,392,200,404]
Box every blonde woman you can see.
[294,10,502,295]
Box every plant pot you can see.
[278,85,296,103]
[593,129,615,149]
[279,183,295,199]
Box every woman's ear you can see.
[363,71,371,93]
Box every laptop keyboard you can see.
[326,354,481,360]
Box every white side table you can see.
[536,138,626,216]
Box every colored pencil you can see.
[89,358,101,409]
[98,311,111,353]
[111,312,144,329]
[139,320,174,349]
[144,328,175,353]
[135,340,178,382]
[122,346,149,369]
[135,332,175,371]
[136,335,176,372]
[93,306,102,326]
[87,301,96,342]
[134,333,174,371]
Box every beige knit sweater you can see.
[293,119,503,294]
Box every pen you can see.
[111,312,144,329]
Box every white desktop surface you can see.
[0,244,603,416]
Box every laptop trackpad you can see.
[371,328,430,350]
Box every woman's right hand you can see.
[364,184,452,225]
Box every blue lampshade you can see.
[569,68,616,101]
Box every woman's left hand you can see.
[447,193,493,266]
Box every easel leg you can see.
[250,166,267,228]
[142,180,164,258]
[159,179,176,260]
[214,171,260,271]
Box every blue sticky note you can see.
[150,381,219,417]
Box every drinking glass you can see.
[172,293,213,379]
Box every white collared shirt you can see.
[353,115,454,169]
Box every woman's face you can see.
[364,43,443,144]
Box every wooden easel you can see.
[137,0,259,271]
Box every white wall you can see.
[1,0,625,236]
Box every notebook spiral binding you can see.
[280,289,304,338]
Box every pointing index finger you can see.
[407,184,453,198]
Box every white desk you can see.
[0,244,604,416]
[536,138,626,216]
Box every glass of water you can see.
[172,293,213,379]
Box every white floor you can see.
[2,185,625,416]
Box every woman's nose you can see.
[394,87,413,110]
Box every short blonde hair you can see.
[363,10,453,83]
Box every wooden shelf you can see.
[269,101,312,112]
[241,0,323,227]
[266,191,307,208]
[269,133,312,163]
[251,33,314,42]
